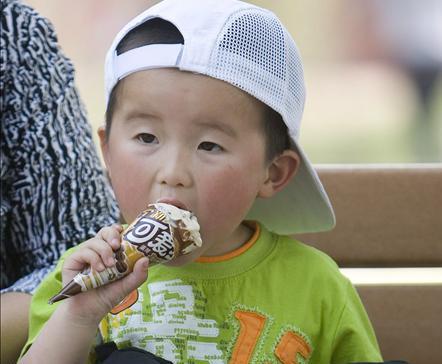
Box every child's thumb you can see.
[119,257,149,295]
[133,257,150,277]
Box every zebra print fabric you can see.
[1,0,120,293]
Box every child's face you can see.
[100,69,273,262]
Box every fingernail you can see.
[111,238,120,246]
[142,259,149,270]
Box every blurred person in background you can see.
[1,0,119,362]
[350,0,442,161]
[372,0,442,161]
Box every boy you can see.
[19,1,382,363]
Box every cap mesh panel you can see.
[206,9,305,139]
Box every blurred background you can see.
[26,0,442,164]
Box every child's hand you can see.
[60,224,149,326]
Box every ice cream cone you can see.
[48,203,202,304]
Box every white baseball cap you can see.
[104,0,335,234]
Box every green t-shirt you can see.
[23,223,382,363]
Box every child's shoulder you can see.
[268,229,349,286]
[272,230,339,265]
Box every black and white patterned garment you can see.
[0,0,120,293]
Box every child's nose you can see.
[157,149,192,188]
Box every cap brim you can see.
[246,141,335,235]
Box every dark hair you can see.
[262,106,292,161]
[105,18,184,137]
[105,18,291,162]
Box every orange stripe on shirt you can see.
[196,222,260,263]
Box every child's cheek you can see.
[201,168,257,224]
[110,160,152,222]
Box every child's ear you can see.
[97,125,110,171]
[258,150,300,198]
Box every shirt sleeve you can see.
[330,280,383,364]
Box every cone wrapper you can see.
[48,203,202,304]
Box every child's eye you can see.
[136,133,158,144]
[198,141,223,152]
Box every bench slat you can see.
[296,165,442,267]
[357,284,442,363]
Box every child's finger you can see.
[115,258,149,298]
[132,257,150,280]
[66,248,106,273]
[82,238,116,268]
[95,258,149,310]
[97,225,122,251]
[111,223,123,232]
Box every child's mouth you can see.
[155,198,190,212]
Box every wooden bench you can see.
[296,164,442,363]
